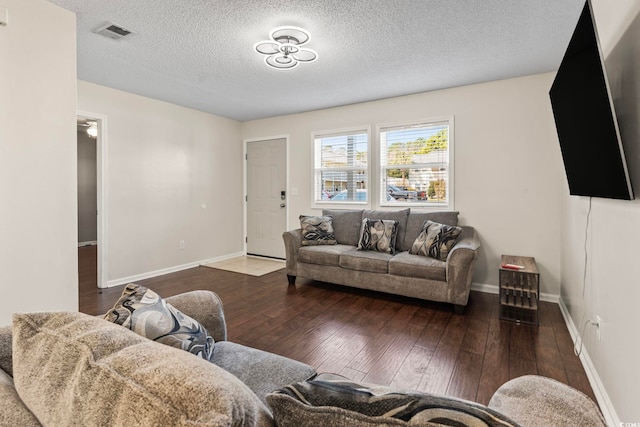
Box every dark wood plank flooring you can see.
[78,246,596,406]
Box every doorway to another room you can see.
[77,117,97,289]
[77,112,107,291]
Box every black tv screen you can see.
[549,0,634,200]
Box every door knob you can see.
[280,203,286,208]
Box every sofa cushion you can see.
[401,211,459,252]
[322,209,363,245]
[299,244,354,266]
[409,220,462,261]
[388,251,446,281]
[211,341,316,405]
[266,372,522,427]
[339,248,392,273]
[104,283,215,361]
[363,208,410,251]
[0,369,42,427]
[300,215,337,246]
[12,311,273,427]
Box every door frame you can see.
[77,110,109,289]
[243,135,289,256]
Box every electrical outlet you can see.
[595,315,602,341]
[179,240,185,250]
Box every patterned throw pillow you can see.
[300,215,337,246]
[104,283,214,360]
[266,373,522,427]
[410,220,462,261]
[357,218,399,254]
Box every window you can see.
[379,119,453,208]
[313,129,369,204]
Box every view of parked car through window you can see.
[314,119,452,208]
[379,121,450,206]
[386,185,417,200]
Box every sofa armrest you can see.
[445,226,481,306]
[165,290,227,342]
[282,229,303,277]
[488,375,606,426]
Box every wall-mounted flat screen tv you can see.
[549,0,634,200]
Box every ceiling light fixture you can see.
[87,123,98,138]
[254,26,318,70]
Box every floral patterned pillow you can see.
[104,283,214,360]
[409,220,462,261]
[357,218,399,255]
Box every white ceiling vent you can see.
[94,22,135,40]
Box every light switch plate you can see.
[0,7,8,27]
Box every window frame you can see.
[377,116,455,210]
[311,126,372,209]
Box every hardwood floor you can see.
[78,246,596,406]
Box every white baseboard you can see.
[471,282,559,303]
[558,298,619,427]
[105,251,245,288]
[78,240,98,247]
[201,251,246,265]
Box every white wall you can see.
[0,0,78,324]
[561,0,640,424]
[243,74,565,295]
[77,81,243,284]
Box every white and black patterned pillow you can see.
[410,220,462,261]
[300,215,337,246]
[357,218,399,254]
[267,373,522,427]
[104,283,214,360]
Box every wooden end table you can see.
[499,255,539,325]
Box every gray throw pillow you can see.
[266,373,522,427]
[104,283,214,361]
[409,220,462,261]
[300,215,337,246]
[357,218,399,255]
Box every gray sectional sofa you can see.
[0,289,606,426]
[0,290,316,426]
[283,209,481,312]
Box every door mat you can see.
[202,256,285,277]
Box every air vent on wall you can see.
[94,22,135,40]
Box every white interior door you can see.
[247,138,287,258]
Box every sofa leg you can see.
[287,275,296,285]
[453,304,465,315]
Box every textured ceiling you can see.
[48,0,585,122]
